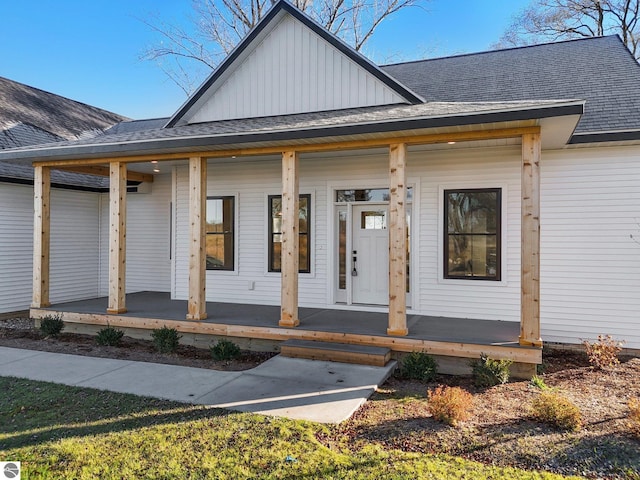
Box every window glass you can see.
[444,189,500,280]
[206,196,234,270]
[336,187,413,202]
[269,194,310,273]
[360,211,387,229]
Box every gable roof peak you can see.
[165,0,422,128]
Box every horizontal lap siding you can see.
[99,173,172,295]
[411,147,522,322]
[540,146,640,348]
[49,189,100,304]
[0,184,34,313]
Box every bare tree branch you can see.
[141,0,428,94]
[495,0,640,59]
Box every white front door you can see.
[351,205,389,305]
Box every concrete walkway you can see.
[0,346,395,423]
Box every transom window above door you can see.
[336,188,413,202]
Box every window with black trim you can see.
[206,196,234,271]
[444,188,501,280]
[268,194,310,273]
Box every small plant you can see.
[210,339,241,361]
[96,325,124,346]
[582,334,624,369]
[530,375,549,390]
[39,314,64,337]
[471,354,512,388]
[531,391,582,431]
[395,352,438,381]
[629,398,640,436]
[427,385,474,427]
[151,326,181,353]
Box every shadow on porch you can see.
[31,291,541,374]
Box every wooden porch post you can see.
[279,150,300,327]
[187,156,208,320]
[388,143,408,336]
[520,133,542,347]
[32,165,51,308]
[107,161,127,314]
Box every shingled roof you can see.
[0,76,128,188]
[381,35,640,140]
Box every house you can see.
[1,0,639,374]
[0,76,128,315]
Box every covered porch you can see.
[31,291,542,375]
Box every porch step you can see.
[280,339,391,367]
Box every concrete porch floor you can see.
[33,292,542,374]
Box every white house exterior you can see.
[2,1,639,361]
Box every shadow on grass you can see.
[0,376,230,450]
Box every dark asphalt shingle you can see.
[381,36,640,134]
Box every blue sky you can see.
[1,1,530,120]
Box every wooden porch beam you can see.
[388,143,408,336]
[279,150,300,327]
[186,156,208,321]
[56,165,154,183]
[107,162,127,314]
[33,126,542,168]
[32,165,51,308]
[520,133,542,347]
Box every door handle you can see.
[352,254,358,276]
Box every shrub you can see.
[210,339,241,361]
[96,325,124,346]
[427,385,474,427]
[395,352,438,382]
[531,392,582,431]
[629,398,640,436]
[582,334,624,369]
[471,354,512,388]
[39,314,64,337]
[151,326,181,353]
[530,375,549,390]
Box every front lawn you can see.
[1,377,575,479]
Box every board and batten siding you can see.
[99,173,172,295]
[185,13,406,124]
[540,145,640,349]
[0,183,102,313]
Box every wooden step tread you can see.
[281,339,391,366]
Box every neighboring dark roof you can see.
[381,35,640,137]
[0,76,129,140]
[165,0,422,127]
[0,76,128,188]
[0,99,583,162]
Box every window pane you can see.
[445,189,500,280]
[336,187,413,202]
[269,194,310,273]
[361,210,387,229]
[447,191,498,234]
[206,197,234,270]
[338,210,347,290]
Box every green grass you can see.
[0,377,579,479]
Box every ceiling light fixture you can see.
[151,160,158,164]
[447,141,456,145]
[153,168,160,173]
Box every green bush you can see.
[151,327,182,353]
[39,314,64,337]
[471,354,512,388]
[210,339,242,361]
[530,375,549,390]
[396,351,438,381]
[531,392,582,431]
[96,325,124,346]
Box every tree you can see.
[495,0,639,59]
[141,0,428,94]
